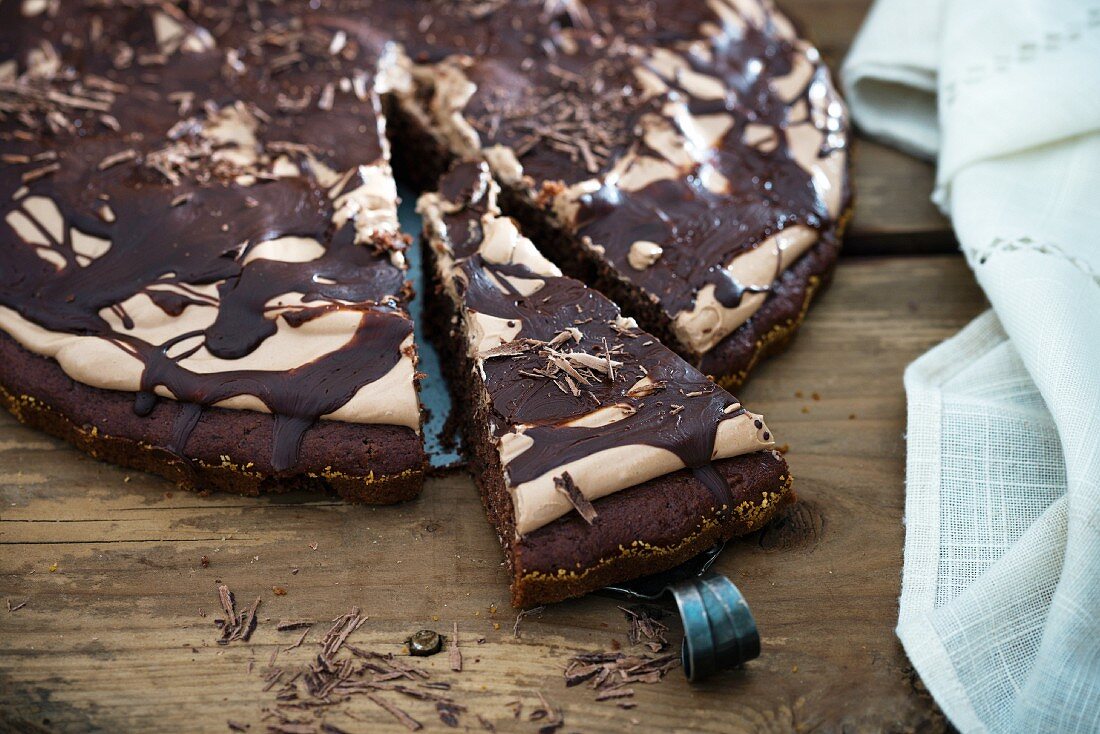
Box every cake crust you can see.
[514,459,793,607]
[0,329,423,502]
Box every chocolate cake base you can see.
[389,101,846,390]
[421,235,793,608]
[0,330,424,502]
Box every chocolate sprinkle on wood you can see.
[529,691,564,733]
[367,693,422,731]
[276,620,315,631]
[449,622,463,672]
[621,604,670,652]
[563,648,680,701]
[215,585,260,645]
[512,606,545,638]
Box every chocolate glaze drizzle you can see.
[435,162,770,509]
[1,0,840,477]
[437,0,850,345]
[0,2,415,471]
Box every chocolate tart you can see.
[419,162,792,607]
[1,1,847,507]
[0,3,425,498]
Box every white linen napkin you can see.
[842,1,1100,731]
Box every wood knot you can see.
[757,499,825,552]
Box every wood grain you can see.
[0,255,986,734]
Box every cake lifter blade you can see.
[603,542,761,682]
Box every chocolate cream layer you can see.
[396,0,849,361]
[419,162,775,535]
[0,2,421,472]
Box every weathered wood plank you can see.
[0,255,985,733]
[788,0,955,253]
[846,141,955,254]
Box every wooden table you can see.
[1,3,985,732]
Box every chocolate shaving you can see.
[21,163,59,183]
[548,354,589,386]
[97,148,138,171]
[528,691,563,733]
[243,602,479,734]
[263,670,285,692]
[512,606,545,638]
[558,349,619,375]
[449,622,462,672]
[481,339,540,358]
[276,620,315,631]
[320,608,364,659]
[215,585,260,645]
[283,627,310,652]
[367,693,422,731]
[547,327,582,346]
[563,663,601,687]
[563,649,680,699]
[436,701,464,728]
[554,472,597,524]
[610,320,638,339]
[622,605,670,651]
[345,646,430,680]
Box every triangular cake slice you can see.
[419,162,792,607]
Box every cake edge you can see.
[0,329,425,503]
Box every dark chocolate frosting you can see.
[0,2,418,472]
[0,0,844,479]
[402,0,850,358]
[420,161,774,533]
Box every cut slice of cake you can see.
[419,162,793,607]
[0,4,424,500]
[391,0,851,389]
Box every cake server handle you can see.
[666,572,760,682]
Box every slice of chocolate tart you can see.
[390,0,851,389]
[0,3,424,500]
[419,162,792,607]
